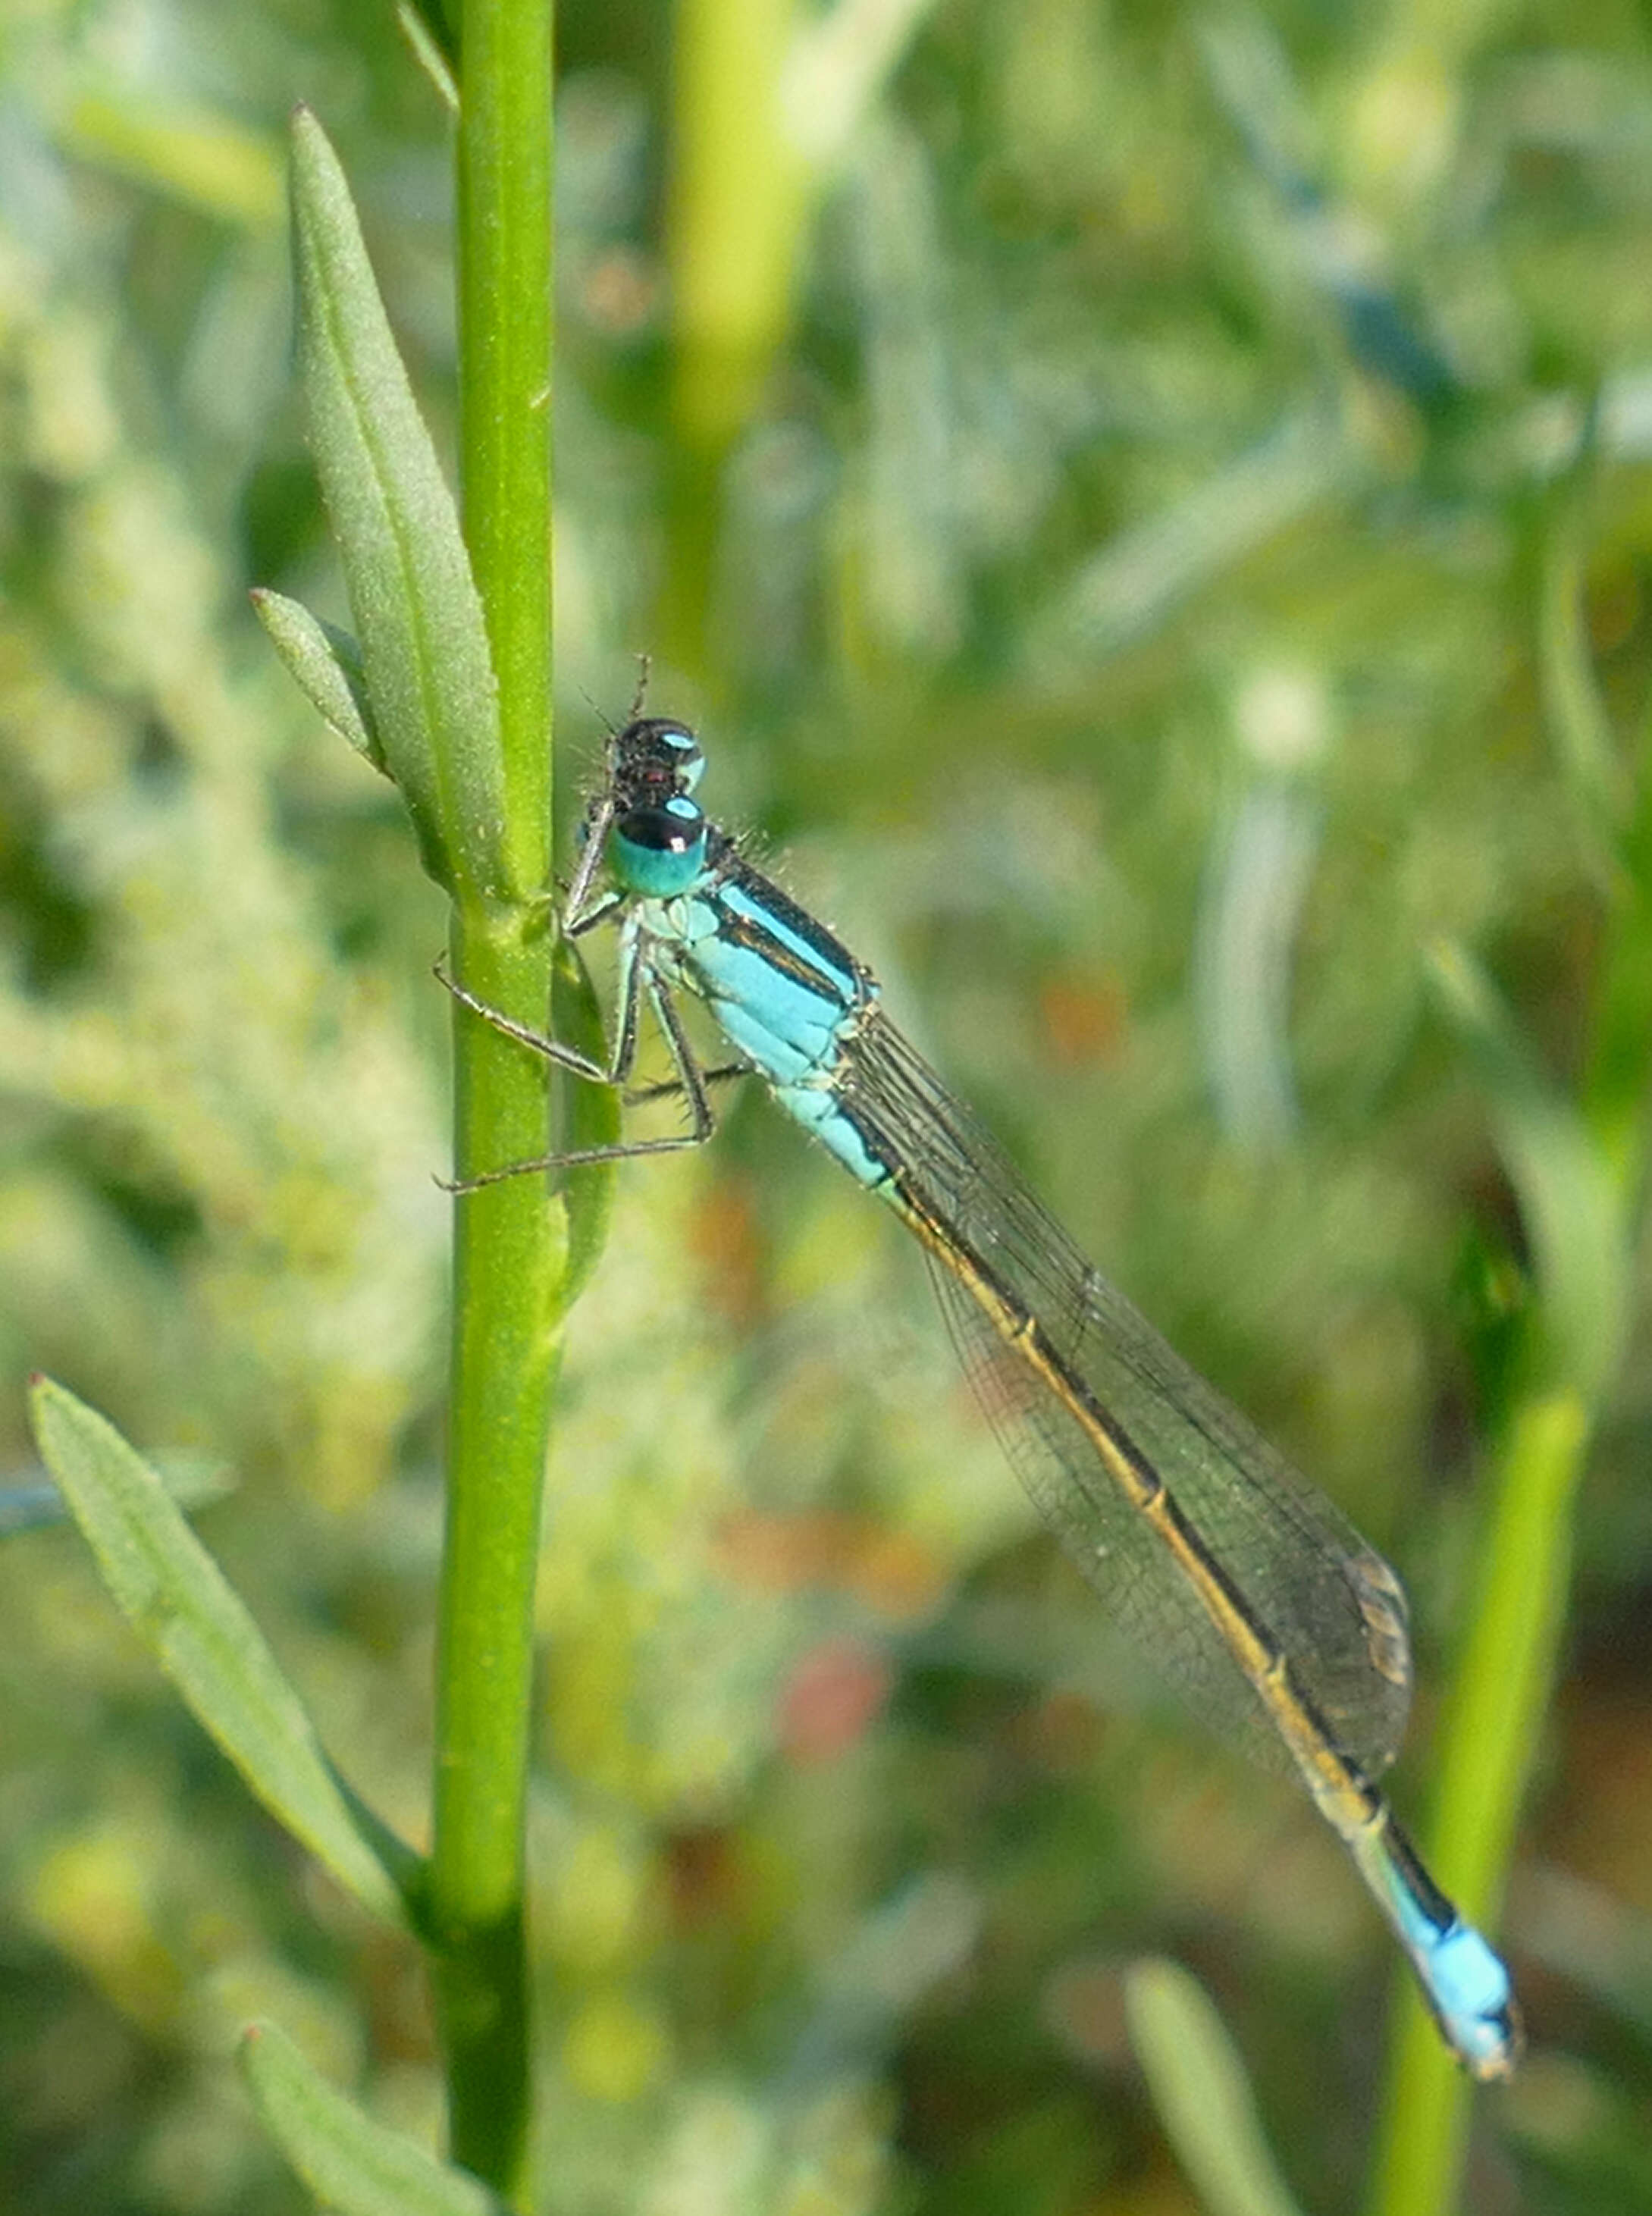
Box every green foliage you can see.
[290,105,506,903]
[5,2,1652,2214]
[241,2018,509,2216]
[28,1378,415,1925]
[1124,1960,1306,2216]
[251,591,387,778]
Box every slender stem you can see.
[1368,557,1652,2215]
[663,0,804,667]
[1368,1394,1587,2216]
[669,0,803,450]
[428,2,555,2201]
[457,0,553,895]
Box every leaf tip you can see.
[288,105,334,183]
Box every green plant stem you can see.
[428,2,555,2202]
[457,0,553,885]
[1368,1393,1587,2216]
[664,0,804,667]
[669,0,804,450]
[1370,574,1652,2216]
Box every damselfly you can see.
[442,712,1521,2080]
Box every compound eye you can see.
[620,716,704,795]
[659,728,705,793]
[610,794,707,895]
[614,798,702,854]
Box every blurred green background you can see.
[3,1,1651,2211]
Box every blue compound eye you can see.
[657,726,704,792]
[610,795,707,895]
[617,716,705,798]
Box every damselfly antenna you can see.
[627,653,651,722]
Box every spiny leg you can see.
[436,949,723,1190]
[434,959,612,1086]
[625,1063,750,1107]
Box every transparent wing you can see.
[839,1008,1412,1779]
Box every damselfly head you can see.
[567,713,707,916]
[612,716,704,806]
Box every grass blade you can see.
[290,105,506,901]
[28,1377,415,1926]
[241,2019,509,2216]
[1126,1959,1309,2216]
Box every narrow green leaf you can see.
[1124,1960,1309,2216]
[397,2,461,114]
[290,105,506,900]
[252,589,387,774]
[1428,941,1628,1399]
[27,1378,415,1926]
[1534,425,1624,876]
[0,1450,232,1537]
[240,2020,509,2216]
[396,0,460,75]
